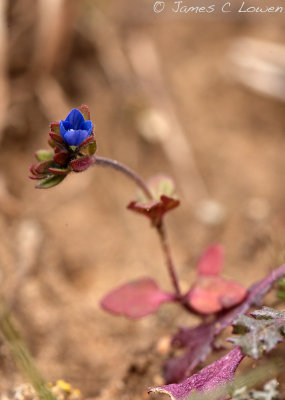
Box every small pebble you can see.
[156,336,171,355]
[136,109,170,143]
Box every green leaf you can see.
[277,278,285,300]
[137,174,177,203]
[277,290,285,299]
[78,137,96,156]
[278,277,285,288]
[35,150,54,162]
[35,175,66,189]
[229,307,285,359]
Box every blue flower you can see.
[60,109,93,146]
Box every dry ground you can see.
[0,1,285,399]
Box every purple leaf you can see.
[165,264,285,383]
[150,347,244,400]
[165,323,215,383]
[197,245,224,276]
[100,278,174,319]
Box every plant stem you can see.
[157,222,182,297]
[93,155,182,296]
[93,156,153,200]
[0,303,57,400]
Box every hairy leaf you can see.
[150,347,244,400]
[165,264,285,383]
[100,278,174,319]
[229,307,285,359]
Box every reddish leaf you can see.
[197,245,224,276]
[128,175,180,227]
[48,167,69,176]
[188,276,246,314]
[185,246,245,315]
[49,132,66,149]
[29,174,47,180]
[150,347,244,400]
[165,264,285,383]
[53,151,70,166]
[70,156,93,172]
[78,104,91,121]
[29,164,38,175]
[34,160,53,174]
[101,278,174,319]
[50,121,60,134]
[128,196,179,227]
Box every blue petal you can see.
[63,129,90,146]
[63,121,72,130]
[80,120,93,134]
[65,109,85,130]
[59,121,67,139]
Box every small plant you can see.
[29,105,285,399]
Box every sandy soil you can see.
[0,2,285,399]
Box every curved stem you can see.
[157,222,182,297]
[92,155,182,297]
[93,156,153,200]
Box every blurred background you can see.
[0,0,285,398]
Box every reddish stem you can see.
[157,222,182,298]
[93,155,182,297]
